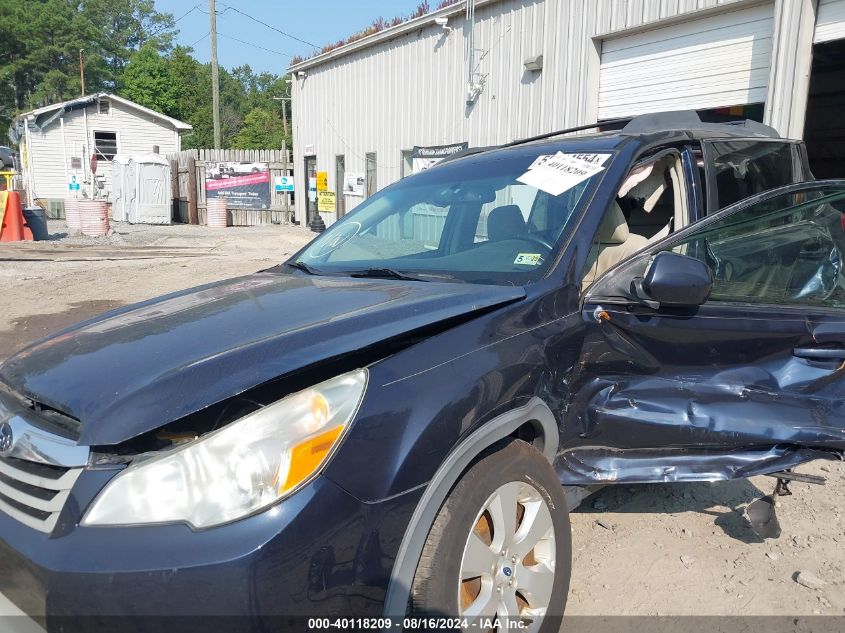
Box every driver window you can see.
[581,152,686,292]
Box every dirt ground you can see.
[0,221,843,619]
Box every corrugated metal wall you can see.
[815,0,845,41]
[290,0,805,225]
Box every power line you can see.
[189,31,210,47]
[147,4,201,39]
[217,4,319,50]
[218,32,292,58]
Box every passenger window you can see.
[706,141,797,210]
[664,187,845,307]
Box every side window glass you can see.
[706,141,796,209]
[663,187,845,307]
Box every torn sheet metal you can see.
[559,302,845,485]
[557,445,834,485]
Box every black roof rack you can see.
[501,117,632,148]
[621,110,780,138]
[435,110,781,167]
[502,110,780,148]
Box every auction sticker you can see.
[517,152,607,196]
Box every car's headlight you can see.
[82,369,367,529]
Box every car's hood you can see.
[0,272,524,445]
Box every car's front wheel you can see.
[411,439,571,631]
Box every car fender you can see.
[382,396,557,618]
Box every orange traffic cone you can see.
[0,191,34,242]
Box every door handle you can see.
[793,347,845,360]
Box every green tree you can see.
[0,0,174,134]
[119,42,178,115]
[2,1,290,150]
[231,108,286,150]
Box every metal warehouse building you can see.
[289,0,845,226]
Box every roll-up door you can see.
[815,0,845,43]
[598,4,774,120]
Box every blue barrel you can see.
[23,207,49,240]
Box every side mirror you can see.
[631,251,713,308]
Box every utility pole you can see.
[79,49,85,96]
[209,0,222,149]
[272,96,290,138]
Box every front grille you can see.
[0,455,82,533]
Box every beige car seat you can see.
[581,200,649,292]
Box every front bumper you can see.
[0,474,417,632]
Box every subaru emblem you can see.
[0,422,12,454]
[503,567,512,577]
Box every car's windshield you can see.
[292,148,614,285]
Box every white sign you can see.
[517,152,608,196]
[343,172,365,197]
[275,175,294,192]
[411,143,468,174]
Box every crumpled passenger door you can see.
[559,181,845,486]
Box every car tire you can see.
[410,439,571,631]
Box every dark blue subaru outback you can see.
[0,112,842,632]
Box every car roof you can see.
[436,110,785,170]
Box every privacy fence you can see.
[167,148,294,226]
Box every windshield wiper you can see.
[346,267,430,282]
[286,260,321,275]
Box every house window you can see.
[93,131,117,161]
[98,99,110,115]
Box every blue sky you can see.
[154,1,426,75]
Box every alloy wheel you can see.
[458,480,556,630]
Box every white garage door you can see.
[598,4,774,120]
[815,0,845,43]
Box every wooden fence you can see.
[167,148,294,226]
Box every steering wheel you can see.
[518,234,555,251]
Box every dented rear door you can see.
[559,180,845,485]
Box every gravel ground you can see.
[0,220,842,621]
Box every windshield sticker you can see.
[517,152,606,196]
[514,253,542,266]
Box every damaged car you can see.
[0,111,841,632]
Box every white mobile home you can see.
[11,93,191,215]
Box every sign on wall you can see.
[318,190,336,212]
[411,143,468,174]
[343,172,365,197]
[205,161,271,209]
[316,171,328,191]
[274,175,294,192]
